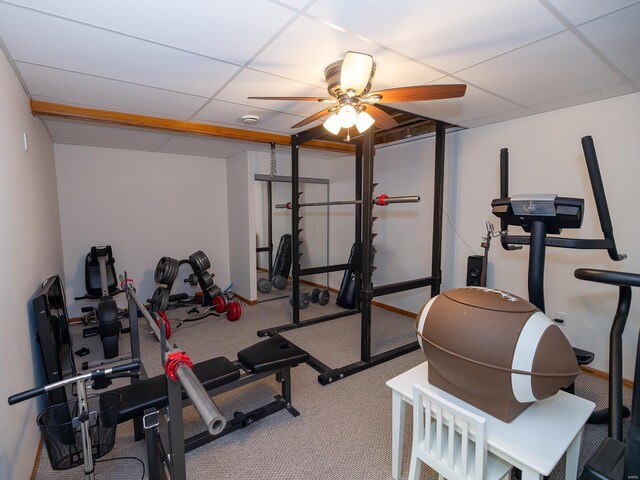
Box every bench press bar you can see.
[275,194,419,209]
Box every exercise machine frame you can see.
[258,121,449,384]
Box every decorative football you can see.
[415,287,580,422]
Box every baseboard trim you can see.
[30,435,43,480]
[581,365,634,388]
[236,293,257,306]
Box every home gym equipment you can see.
[117,276,309,479]
[492,135,626,420]
[576,269,640,480]
[288,288,330,309]
[415,287,580,422]
[336,243,360,309]
[8,362,141,479]
[258,122,448,385]
[257,234,292,293]
[74,246,124,360]
[290,292,311,309]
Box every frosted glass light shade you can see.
[341,51,374,97]
[323,113,341,135]
[337,105,357,128]
[355,111,375,133]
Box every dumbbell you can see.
[289,292,311,309]
[309,288,330,306]
[271,275,288,290]
[257,277,272,294]
[212,296,242,321]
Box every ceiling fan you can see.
[248,51,466,137]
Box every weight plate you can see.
[189,250,211,274]
[150,287,169,313]
[300,293,311,309]
[318,289,330,306]
[155,257,179,285]
[157,311,172,340]
[200,271,215,290]
[213,295,227,314]
[227,302,241,321]
[288,293,294,306]
[271,275,288,290]
[208,284,222,298]
[257,278,272,294]
[310,288,321,303]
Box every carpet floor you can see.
[34,298,632,479]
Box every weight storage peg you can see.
[212,296,242,321]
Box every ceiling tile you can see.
[385,79,521,125]
[17,62,207,118]
[455,31,622,106]
[529,83,635,113]
[456,108,538,129]
[193,98,309,134]
[0,3,240,97]
[215,68,329,117]
[3,0,296,65]
[307,0,565,73]
[44,118,172,149]
[249,15,442,89]
[578,3,640,80]
[159,134,257,158]
[545,0,639,25]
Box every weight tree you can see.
[258,121,448,385]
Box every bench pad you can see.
[237,334,309,374]
[114,356,239,423]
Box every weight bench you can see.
[112,334,309,453]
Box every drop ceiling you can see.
[0,0,638,158]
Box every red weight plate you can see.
[227,302,241,321]
[213,295,227,314]
[158,311,172,339]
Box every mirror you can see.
[254,175,329,303]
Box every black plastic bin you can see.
[37,392,121,470]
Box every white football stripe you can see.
[511,311,553,402]
[416,296,438,349]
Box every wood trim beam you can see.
[31,100,355,154]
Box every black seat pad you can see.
[114,356,239,423]
[237,334,309,374]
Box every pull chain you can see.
[270,142,277,178]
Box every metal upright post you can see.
[360,130,374,363]
[431,120,446,297]
[292,136,300,325]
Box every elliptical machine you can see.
[491,136,627,421]
[575,269,640,479]
[74,246,123,359]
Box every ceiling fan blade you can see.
[370,84,467,103]
[340,51,374,97]
[291,107,333,129]
[248,96,335,102]
[365,105,398,130]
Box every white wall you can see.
[373,93,640,379]
[0,52,64,479]
[227,151,256,300]
[54,145,230,316]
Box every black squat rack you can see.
[258,121,448,384]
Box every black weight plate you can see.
[299,293,311,309]
[150,287,169,313]
[199,271,214,290]
[208,284,222,298]
[189,250,211,274]
[184,274,198,286]
[272,275,288,290]
[310,288,321,303]
[155,257,179,285]
[257,278,272,294]
[318,290,330,306]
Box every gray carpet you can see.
[35,301,632,479]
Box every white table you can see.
[386,362,595,480]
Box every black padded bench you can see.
[112,334,308,450]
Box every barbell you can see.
[275,194,420,209]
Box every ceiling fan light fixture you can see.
[355,111,375,133]
[323,113,342,135]
[340,51,374,97]
[337,104,357,128]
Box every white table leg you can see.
[391,391,406,480]
[520,468,543,480]
[565,429,583,480]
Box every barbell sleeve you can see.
[175,364,226,436]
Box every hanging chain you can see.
[269,142,277,178]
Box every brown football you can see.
[415,287,580,422]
